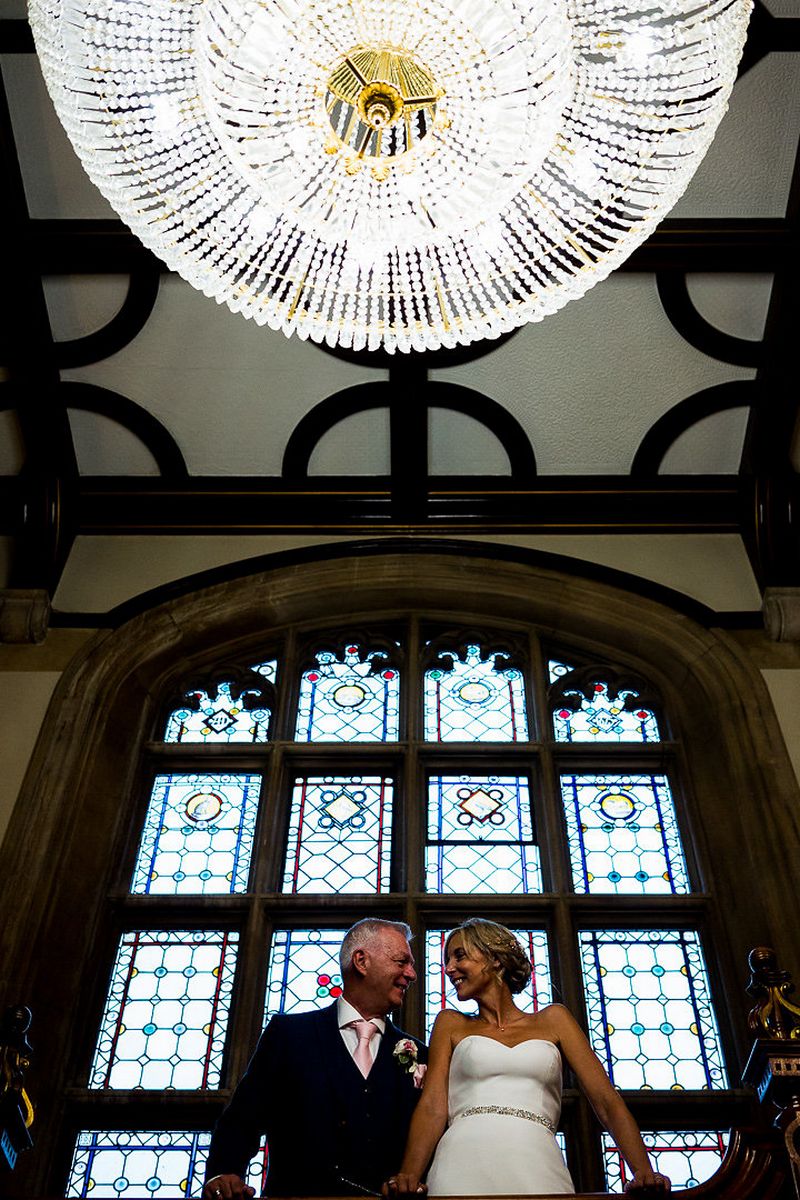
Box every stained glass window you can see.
[164,681,272,744]
[65,1131,267,1198]
[252,659,278,684]
[561,774,689,895]
[264,928,348,1020]
[552,676,659,743]
[131,773,262,895]
[579,929,727,1091]
[282,776,393,894]
[425,928,552,1038]
[603,1131,728,1192]
[295,645,399,742]
[549,659,575,683]
[426,774,542,894]
[424,644,528,742]
[89,930,238,1090]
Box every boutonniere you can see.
[393,1038,427,1088]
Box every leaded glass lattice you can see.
[561,774,689,895]
[65,1131,267,1198]
[282,776,393,894]
[295,645,399,742]
[552,677,659,743]
[89,930,238,1090]
[264,928,348,1020]
[131,773,262,895]
[579,930,727,1090]
[424,644,528,742]
[425,929,552,1038]
[603,1131,728,1192]
[426,775,542,894]
[164,681,272,744]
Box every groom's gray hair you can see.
[339,918,413,975]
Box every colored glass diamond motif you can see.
[424,644,528,742]
[426,775,541,894]
[282,777,393,894]
[295,644,399,742]
[561,773,689,895]
[458,788,503,823]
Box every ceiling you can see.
[1,1,799,607]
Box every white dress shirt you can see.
[337,996,386,1066]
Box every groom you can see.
[203,919,426,1199]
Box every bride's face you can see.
[445,935,497,1002]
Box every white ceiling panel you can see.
[1,53,116,219]
[673,53,800,217]
[431,276,756,475]
[61,276,388,475]
[659,407,752,474]
[685,274,774,341]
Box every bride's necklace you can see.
[486,1012,526,1032]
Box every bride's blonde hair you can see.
[445,918,532,995]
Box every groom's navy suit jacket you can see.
[205,1003,426,1196]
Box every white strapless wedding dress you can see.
[426,1037,575,1196]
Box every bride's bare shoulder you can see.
[433,1008,472,1029]
[531,1003,579,1036]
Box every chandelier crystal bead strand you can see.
[30,0,752,353]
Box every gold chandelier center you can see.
[325,45,442,168]
[359,82,403,130]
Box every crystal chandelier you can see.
[30,0,751,354]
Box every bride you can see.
[385,919,671,1196]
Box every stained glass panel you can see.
[295,645,399,742]
[264,928,348,1020]
[252,658,278,683]
[164,681,272,744]
[548,659,575,684]
[65,1131,267,1198]
[603,1131,728,1192]
[552,678,659,743]
[89,930,238,1090]
[561,773,689,895]
[426,775,542,894]
[579,930,727,1090]
[424,644,528,742]
[282,776,393,894]
[131,773,262,895]
[425,929,552,1038]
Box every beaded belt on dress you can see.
[457,1105,555,1134]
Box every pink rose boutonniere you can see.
[393,1038,427,1089]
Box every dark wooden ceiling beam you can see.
[0,475,743,536]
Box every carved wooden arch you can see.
[2,545,800,1197]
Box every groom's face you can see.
[363,928,417,1013]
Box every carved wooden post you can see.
[0,1005,34,1172]
[742,947,800,1199]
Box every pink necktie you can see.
[351,1019,378,1078]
